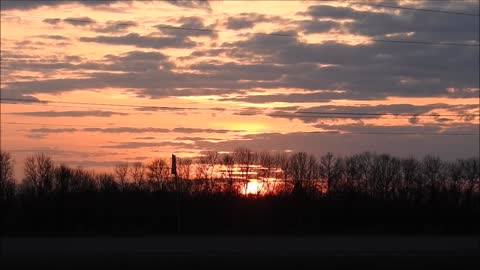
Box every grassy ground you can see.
[2,236,479,269]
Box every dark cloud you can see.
[93,20,137,33]
[30,128,78,133]
[312,121,479,138]
[155,16,217,38]
[313,122,442,134]
[35,35,69,40]
[64,16,96,26]
[1,61,258,97]
[221,33,479,100]
[192,130,479,160]
[233,107,265,116]
[435,117,452,123]
[409,117,419,125]
[225,17,255,30]
[42,18,61,25]
[186,48,229,59]
[102,50,174,71]
[133,136,156,140]
[9,110,129,117]
[188,61,290,81]
[63,55,83,62]
[26,133,48,139]
[0,90,41,103]
[224,13,285,30]
[3,60,82,72]
[5,41,478,100]
[2,50,174,79]
[165,0,211,11]
[4,37,479,100]
[304,4,479,42]
[300,20,340,34]
[222,91,344,104]
[301,5,363,20]
[41,16,136,32]
[445,104,480,114]
[2,1,478,103]
[79,33,197,49]
[271,106,301,111]
[0,0,211,12]
[266,104,468,122]
[441,122,480,134]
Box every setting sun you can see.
[244,180,261,195]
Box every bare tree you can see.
[97,172,118,192]
[130,162,146,186]
[64,167,97,192]
[114,162,129,189]
[147,158,169,190]
[356,152,373,195]
[370,154,402,200]
[343,155,361,192]
[176,157,193,193]
[289,152,309,195]
[274,152,290,194]
[54,164,73,194]
[258,151,275,194]
[0,151,15,200]
[462,157,480,193]
[422,155,444,200]
[318,152,342,195]
[460,157,480,206]
[177,157,193,181]
[199,151,219,192]
[401,157,423,202]
[306,154,320,196]
[221,153,236,194]
[234,147,257,194]
[23,153,55,196]
[194,156,210,193]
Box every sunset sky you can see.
[1,0,479,177]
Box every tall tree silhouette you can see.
[274,152,290,194]
[221,153,236,194]
[130,162,146,186]
[114,162,129,190]
[318,152,342,196]
[0,151,15,201]
[401,157,423,203]
[423,155,444,202]
[23,153,55,197]
[258,151,276,195]
[147,158,169,190]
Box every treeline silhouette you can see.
[1,149,479,235]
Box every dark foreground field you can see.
[2,236,479,270]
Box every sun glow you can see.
[244,180,260,195]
